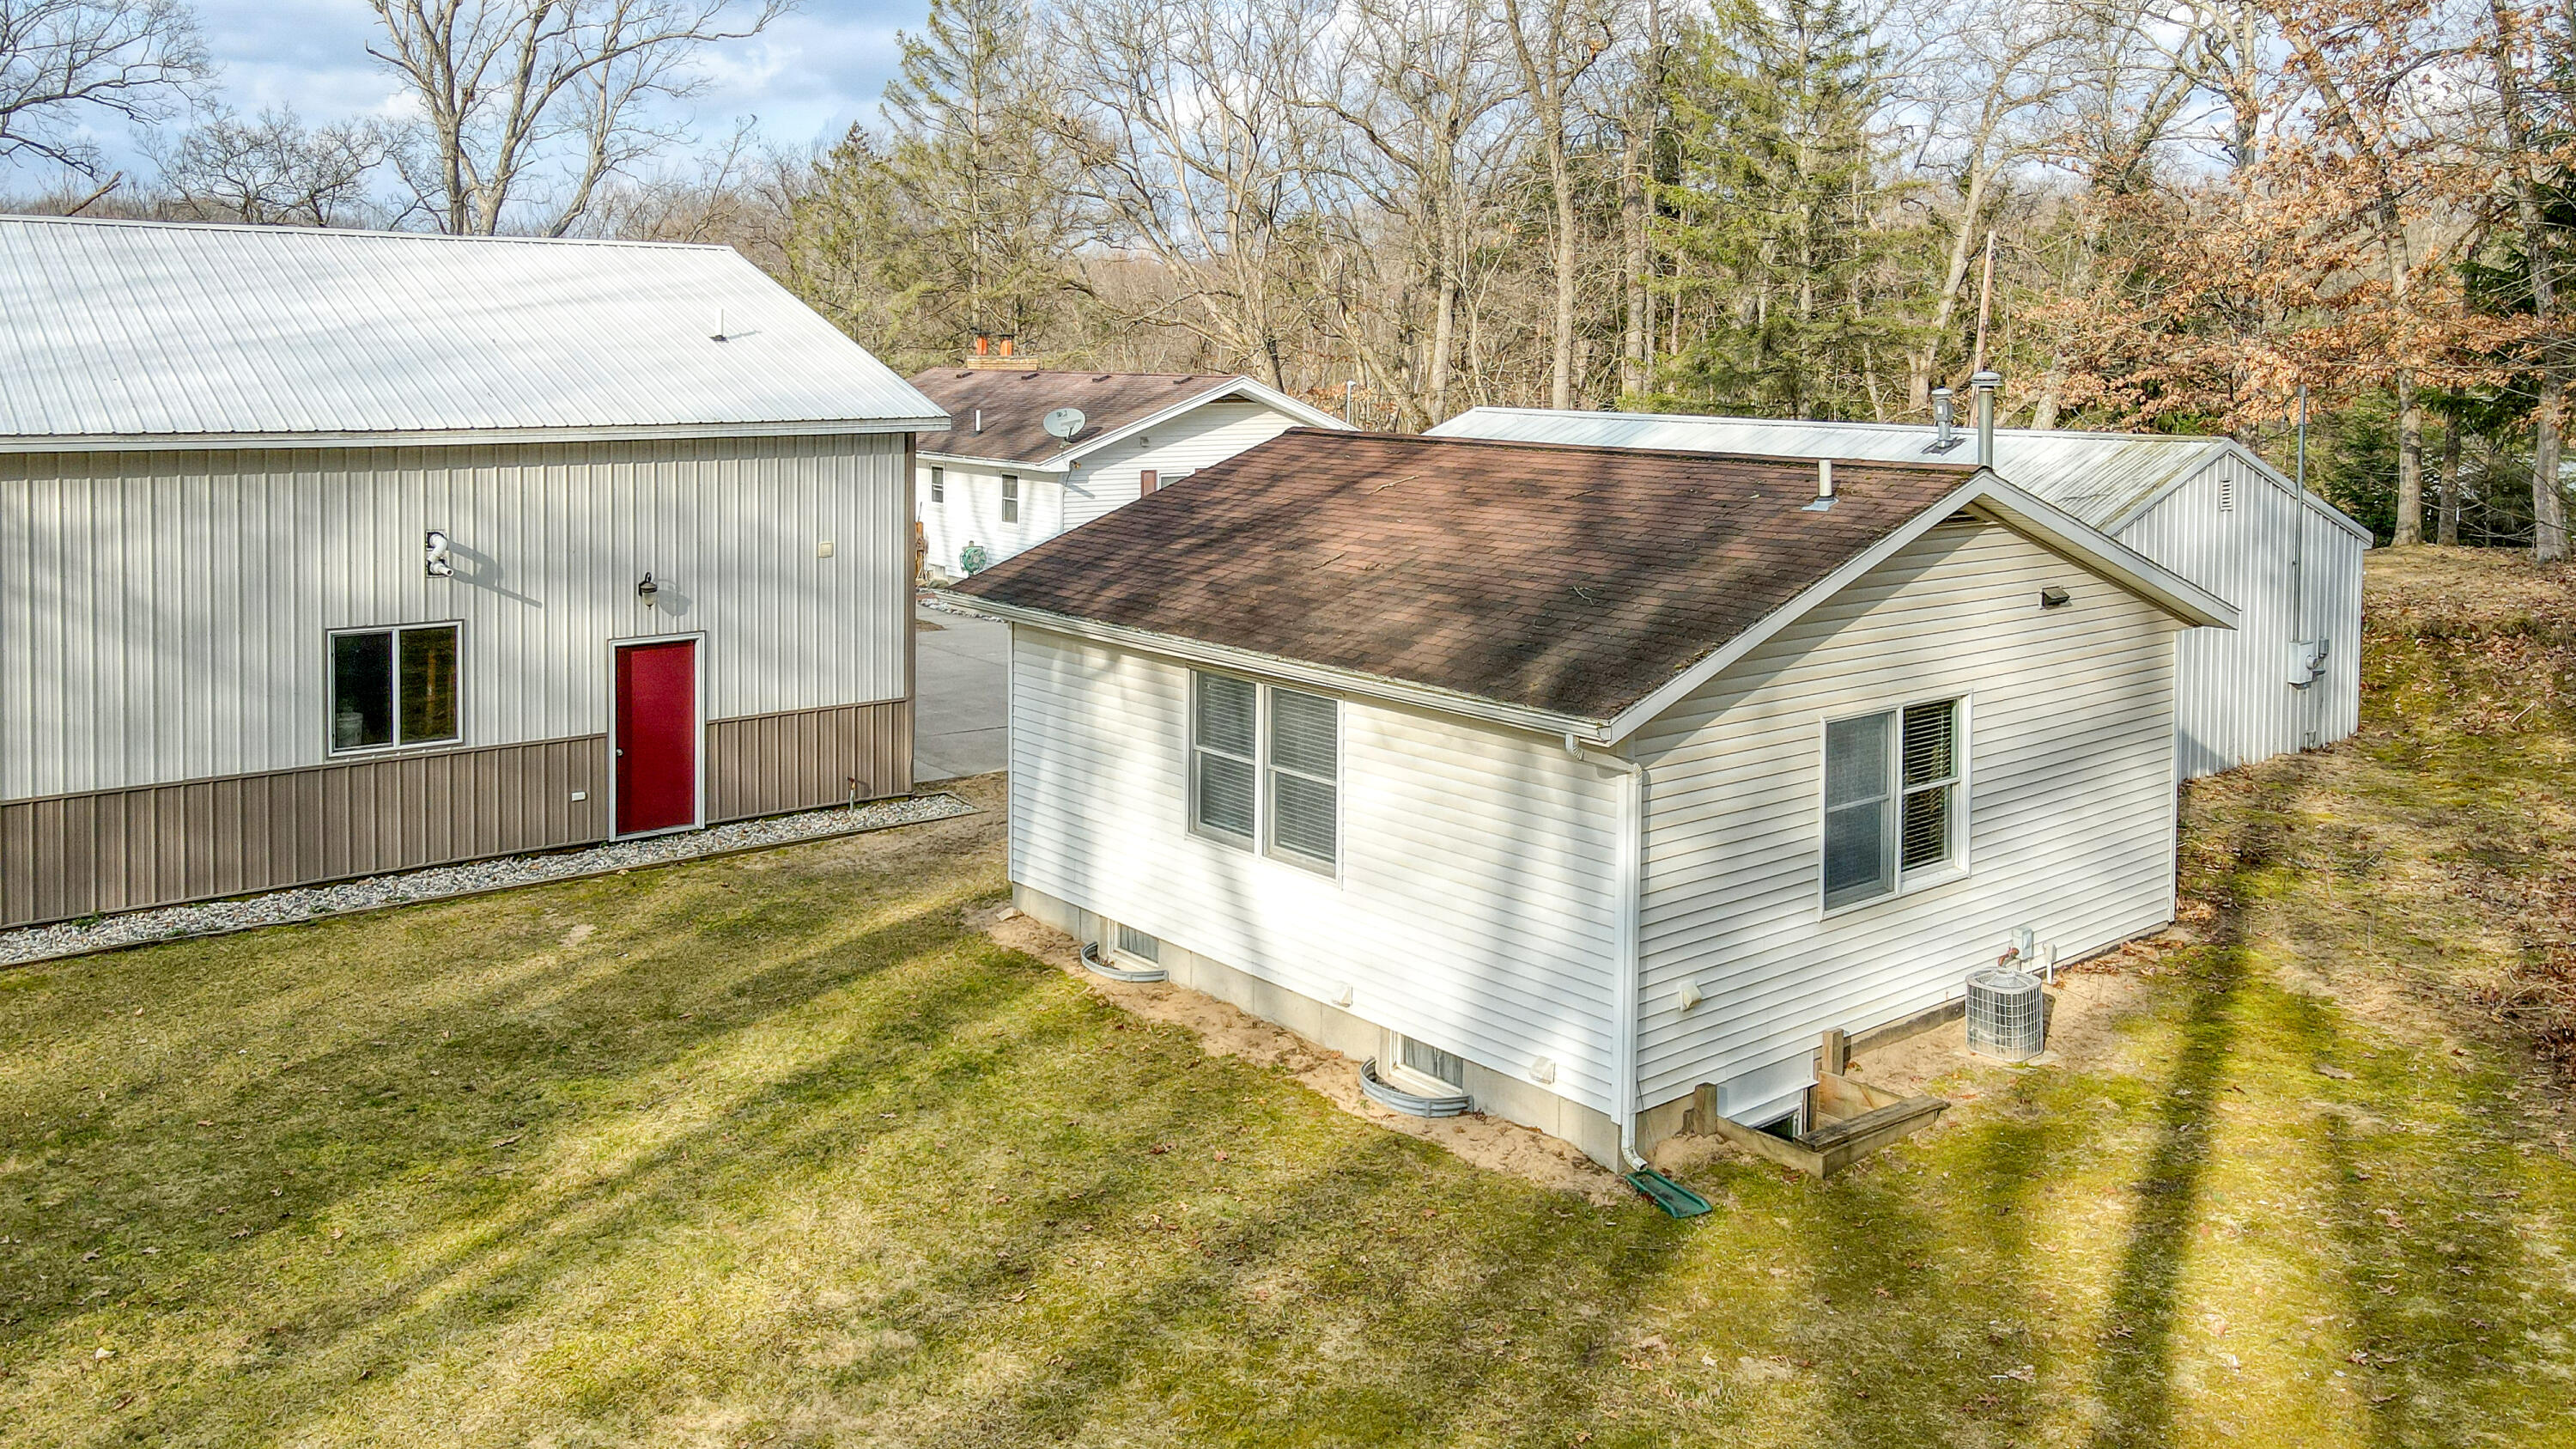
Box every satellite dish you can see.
[1042,406,1087,441]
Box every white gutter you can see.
[947,594,1613,745]
[1568,732,1648,1172]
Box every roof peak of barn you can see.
[0,215,945,448]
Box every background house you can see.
[0,216,942,928]
[950,430,2233,1163]
[1427,407,2369,779]
[907,368,1345,577]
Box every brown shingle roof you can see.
[908,368,1252,465]
[950,429,1984,722]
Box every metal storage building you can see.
[1426,408,2370,779]
[0,215,944,927]
[951,430,2234,1164]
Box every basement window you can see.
[1822,698,1964,909]
[330,624,460,754]
[1114,922,1162,965]
[1001,473,1019,523]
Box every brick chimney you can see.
[966,332,1024,370]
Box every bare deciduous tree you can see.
[363,0,786,235]
[152,107,393,226]
[0,0,204,176]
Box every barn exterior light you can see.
[637,571,660,608]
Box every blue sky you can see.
[7,0,926,189]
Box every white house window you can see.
[1265,686,1339,869]
[1823,699,1961,908]
[1191,672,1258,843]
[1001,473,1019,523]
[1899,700,1960,872]
[331,624,460,753]
[930,466,944,502]
[1190,671,1340,871]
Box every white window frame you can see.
[1261,684,1341,876]
[1817,694,1970,916]
[1188,670,1260,849]
[929,465,944,502]
[1187,669,1342,879]
[325,620,465,757]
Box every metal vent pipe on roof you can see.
[1932,387,1955,449]
[1818,458,1835,500]
[1970,371,2002,466]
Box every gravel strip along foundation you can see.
[0,792,978,968]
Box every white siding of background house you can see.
[1628,518,2184,1127]
[920,398,1330,576]
[0,435,911,800]
[1006,626,1630,1123]
[1426,408,2368,779]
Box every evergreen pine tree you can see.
[1649,0,1916,418]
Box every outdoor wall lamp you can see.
[637,571,660,608]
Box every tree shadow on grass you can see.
[8,850,1704,1446]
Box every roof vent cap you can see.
[1802,459,1837,511]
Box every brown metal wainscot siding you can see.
[0,699,909,928]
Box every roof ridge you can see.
[1455,405,2233,450]
[0,214,734,252]
[1294,426,1983,473]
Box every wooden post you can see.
[1819,1027,1850,1077]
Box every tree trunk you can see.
[2439,395,2462,545]
[1621,139,1648,400]
[2395,370,2424,544]
[1429,272,1457,423]
[2540,377,2570,562]
[1551,144,1578,410]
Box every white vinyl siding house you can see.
[957,431,2234,1165]
[1007,628,1629,1138]
[913,377,1345,577]
[1629,520,2184,1125]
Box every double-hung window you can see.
[1001,473,1019,523]
[930,466,945,502]
[1190,671,1339,872]
[1821,698,1961,908]
[330,624,461,754]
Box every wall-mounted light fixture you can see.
[424,530,453,577]
[637,571,661,608]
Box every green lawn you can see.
[6,551,2576,1447]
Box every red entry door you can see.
[615,640,699,835]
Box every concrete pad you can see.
[914,603,1011,782]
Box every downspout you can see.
[1568,732,1647,1172]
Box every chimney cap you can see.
[1969,369,2002,391]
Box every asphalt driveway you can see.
[914,601,1010,782]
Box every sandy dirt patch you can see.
[975,904,1632,1205]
